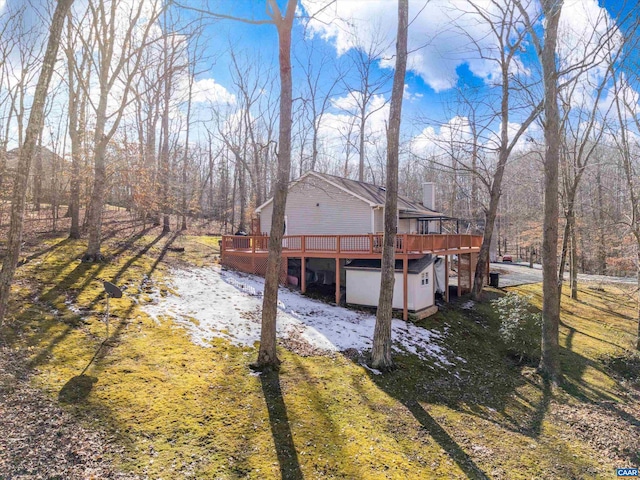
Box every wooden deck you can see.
[221,233,484,321]
[221,233,482,258]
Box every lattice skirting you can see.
[221,252,288,284]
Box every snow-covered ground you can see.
[142,266,461,370]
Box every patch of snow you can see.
[361,363,382,375]
[461,300,475,310]
[64,299,82,315]
[142,266,461,368]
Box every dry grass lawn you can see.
[0,228,638,479]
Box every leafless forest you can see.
[1,1,640,475]
[1,1,638,278]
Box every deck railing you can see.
[222,233,482,255]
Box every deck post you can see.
[335,258,340,305]
[457,254,462,298]
[369,234,373,254]
[251,237,256,273]
[403,256,408,321]
[469,253,474,292]
[301,256,306,293]
[444,255,450,303]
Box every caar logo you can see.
[617,468,639,477]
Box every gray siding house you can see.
[255,171,446,235]
[223,171,484,320]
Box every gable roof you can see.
[255,171,446,218]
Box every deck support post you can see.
[457,254,462,298]
[335,258,341,305]
[403,256,408,321]
[251,238,256,274]
[301,256,306,293]
[445,255,449,303]
[469,253,475,292]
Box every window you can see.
[421,272,429,286]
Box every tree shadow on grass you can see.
[3,230,171,371]
[347,288,634,476]
[16,238,72,268]
[363,366,491,480]
[403,398,490,480]
[259,371,303,480]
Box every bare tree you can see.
[0,5,28,193]
[65,9,91,239]
[449,0,544,300]
[295,40,343,172]
[0,0,75,324]
[82,0,162,261]
[557,70,614,300]
[253,0,297,370]
[518,0,564,383]
[177,0,297,369]
[342,28,391,182]
[370,0,408,371]
[611,61,640,350]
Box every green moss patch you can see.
[1,232,637,479]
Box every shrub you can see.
[491,292,542,363]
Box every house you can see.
[221,171,484,320]
[254,171,447,236]
[2,146,69,204]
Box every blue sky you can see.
[0,0,632,158]
[181,0,631,153]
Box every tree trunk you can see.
[570,222,578,300]
[558,204,571,296]
[636,246,640,350]
[358,108,366,182]
[471,60,511,300]
[370,0,408,371]
[160,38,171,234]
[66,14,83,240]
[538,0,563,384]
[253,0,297,371]
[85,139,107,261]
[471,151,506,300]
[181,65,194,232]
[595,164,607,274]
[0,0,74,323]
[33,143,42,211]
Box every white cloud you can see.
[403,83,423,101]
[558,0,623,109]
[300,0,537,92]
[191,77,236,105]
[411,116,472,156]
[411,115,538,160]
[301,0,621,99]
[307,91,390,172]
